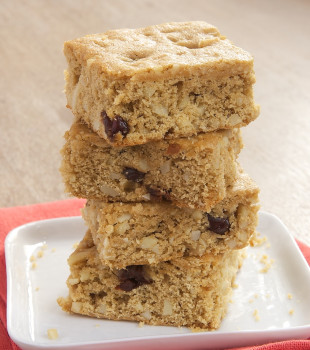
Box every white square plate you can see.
[5,212,310,350]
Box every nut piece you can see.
[163,300,173,316]
[100,184,119,197]
[152,104,168,117]
[105,225,114,234]
[68,278,80,285]
[159,160,171,174]
[192,210,203,220]
[71,301,82,313]
[196,238,207,256]
[80,270,90,282]
[191,230,201,241]
[68,248,94,265]
[141,236,158,249]
[96,303,107,314]
[226,239,237,249]
[138,159,150,172]
[142,193,151,201]
[117,213,132,223]
[110,172,122,180]
[115,222,130,235]
[141,310,152,320]
[151,244,160,254]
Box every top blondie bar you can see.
[64,21,259,146]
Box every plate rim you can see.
[7,325,310,350]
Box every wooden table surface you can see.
[1,0,309,245]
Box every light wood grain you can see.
[1,0,309,245]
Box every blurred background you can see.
[1,0,309,244]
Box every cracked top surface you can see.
[64,21,254,80]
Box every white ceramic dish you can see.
[5,212,310,350]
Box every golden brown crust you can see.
[64,21,253,81]
[64,21,259,146]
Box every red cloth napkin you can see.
[0,199,309,350]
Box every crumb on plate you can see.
[253,309,260,321]
[259,254,274,273]
[250,233,268,247]
[47,328,58,340]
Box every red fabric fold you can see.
[0,199,309,350]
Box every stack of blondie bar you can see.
[58,21,260,330]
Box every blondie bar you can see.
[58,230,243,329]
[61,121,242,210]
[82,171,259,268]
[64,21,259,146]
